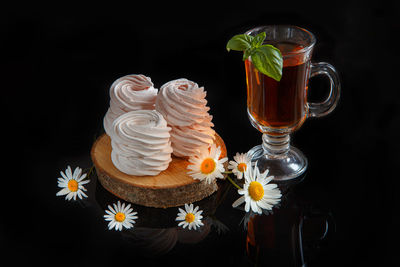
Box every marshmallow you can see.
[109,110,172,176]
[104,74,158,136]
[156,78,215,157]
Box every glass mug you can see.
[244,25,340,180]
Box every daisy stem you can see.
[223,171,233,174]
[87,165,95,178]
[226,175,242,190]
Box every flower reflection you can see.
[94,177,230,257]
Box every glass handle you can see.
[307,62,341,118]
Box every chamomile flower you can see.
[232,165,281,214]
[104,201,138,231]
[176,203,204,230]
[228,152,251,179]
[187,144,228,184]
[56,166,90,201]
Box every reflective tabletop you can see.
[2,3,398,266]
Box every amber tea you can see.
[245,43,309,132]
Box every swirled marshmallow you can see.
[155,79,210,127]
[155,78,215,157]
[104,74,158,136]
[109,110,172,176]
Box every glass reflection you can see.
[242,175,335,266]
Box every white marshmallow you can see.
[155,78,215,157]
[109,110,172,176]
[104,74,158,136]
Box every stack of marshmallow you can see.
[109,110,172,176]
[103,74,158,136]
[156,78,215,158]
[103,75,215,176]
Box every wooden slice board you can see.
[91,133,227,208]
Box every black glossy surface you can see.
[2,2,398,266]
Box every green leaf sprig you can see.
[226,32,283,81]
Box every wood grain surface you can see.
[91,133,227,208]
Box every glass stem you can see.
[262,133,290,157]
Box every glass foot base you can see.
[247,145,308,181]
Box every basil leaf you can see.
[251,45,283,81]
[243,48,253,61]
[226,34,253,52]
[251,32,266,48]
[226,33,283,82]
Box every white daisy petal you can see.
[79,191,88,199]
[66,166,72,178]
[264,176,273,184]
[77,173,87,182]
[108,205,116,214]
[56,188,70,196]
[250,200,258,213]
[238,189,246,195]
[66,192,74,201]
[215,172,224,179]
[219,157,228,164]
[264,183,277,190]
[127,214,138,220]
[209,144,216,157]
[232,196,245,208]
[60,171,68,180]
[244,198,251,212]
[178,208,185,214]
[108,221,117,230]
[193,206,199,213]
[79,179,90,185]
[176,216,186,221]
[123,221,134,229]
[228,160,238,167]
[257,199,273,210]
[124,207,133,214]
[72,167,81,180]
[233,153,239,163]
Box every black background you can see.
[2,1,399,266]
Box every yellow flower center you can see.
[248,181,264,201]
[200,158,216,174]
[237,163,247,173]
[185,213,195,223]
[67,179,78,192]
[114,212,126,222]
